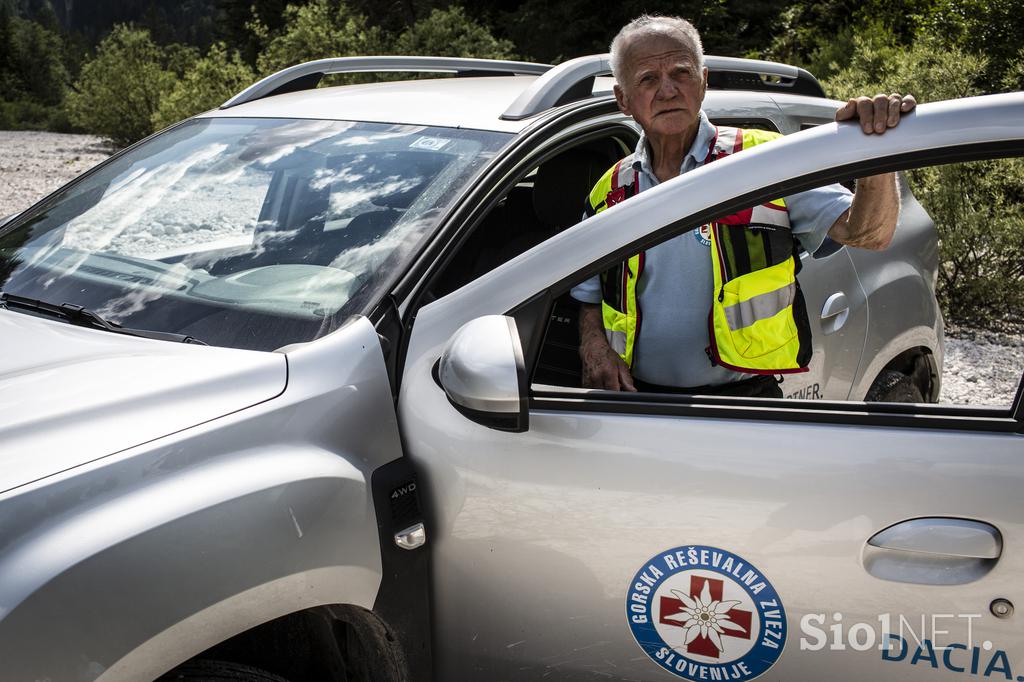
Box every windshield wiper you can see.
[0,292,207,345]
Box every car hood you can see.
[0,310,287,494]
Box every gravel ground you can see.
[1,130,1021,406]
[0,130,114,217]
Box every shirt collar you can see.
[632,111,716,179]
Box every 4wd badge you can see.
[626,545,786,681]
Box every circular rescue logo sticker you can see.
[626,545,787,681]
[693,224,712,247]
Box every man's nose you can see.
[656,73,678,98]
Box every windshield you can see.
[0,118,511,351]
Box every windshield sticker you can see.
[410,136,451,151]
[627,545,786,681]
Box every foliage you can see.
[823,36,1023,325]
[916,0,1024,92]
[6,12,67,104]
[823,31,984,102]
[394,6,515,59]
[218,0,292,63]
[909,159,1024,325]
[152,41,256,130]
[0,8,73,130]
[763,0,945,78]
[64,25,183,147]
[250,2,515,85]
[252,0,387,76]
[498,0,788,63]
[1003,49,1024,91]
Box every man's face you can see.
[614,31,708,140]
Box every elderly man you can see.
[572,14,915,398]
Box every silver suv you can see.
[0,55,1021,682]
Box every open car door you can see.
[399,94,1024,682]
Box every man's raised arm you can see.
[828,93,917,250]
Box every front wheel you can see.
[157,659,292,682]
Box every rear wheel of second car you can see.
[865,369,924,402]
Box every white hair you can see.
[609,15,705,82]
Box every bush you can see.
[823,31,984,103]
[824,34,1024,326]
[0,99,75,132]
[0,10,72,130]
[394,6,516,59]
[253,0,386,77]
[909,159,1024,326]
[916,0,1024,93]
[65,25,183,147]
[1003,49,1024,91]
[6,14,68,106]
[152,42,256,130]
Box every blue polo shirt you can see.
[571,112,853,388]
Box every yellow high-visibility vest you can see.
[586,126,812,375]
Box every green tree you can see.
[825,35,1024,325]
[497,0,788,64]
[824,32,983,102]
[65,25,182,146]
[4,14,67,104]
[1003,49,1024,91]
[253,0,386,76]
[152,41,256,130]
[0,11,72,130]
[217,0,291,64]
[917,0,1024,92]
[394,6,515,58]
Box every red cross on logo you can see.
[659,576,753,658]
[606,187,627,207]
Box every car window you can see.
[0,118,511,351]
[426,131,635,299]
[529,154,1024,415]
[709,117,780,133]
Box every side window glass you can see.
[531,156,1024,410]
[913,157,1024,407]
[427,134,633,299]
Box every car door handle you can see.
[863,518,1002,585]
[819,292,849,335]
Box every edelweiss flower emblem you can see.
[663,580,747,652]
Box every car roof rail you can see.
[499,53,827,121]
[222,56,553,109]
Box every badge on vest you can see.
[626,545,787,681]
[693,224,712,247]
[606,187,628,207]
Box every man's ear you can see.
[613,84,631,116]
[700,66,708,102]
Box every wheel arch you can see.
[0,445,385,682]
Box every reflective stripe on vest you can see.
[587,126,812,374]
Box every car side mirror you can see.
[437,315,528,433]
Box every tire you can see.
[864,369,924,403]
[157,660,292,682]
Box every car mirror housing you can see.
[437,315,528,433]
